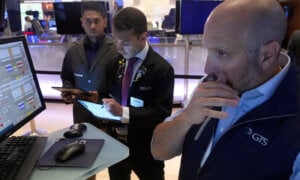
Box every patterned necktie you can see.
[121,57,138,106]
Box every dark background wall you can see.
[280,0,300,48]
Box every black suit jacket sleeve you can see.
[129,61,174,129]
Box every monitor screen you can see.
[179,0,223,34]
[0,36,46,143]
[53,1,110,35]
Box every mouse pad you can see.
[37,138,105,167]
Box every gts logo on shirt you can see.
[244,127,268,146]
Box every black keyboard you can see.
[0,136,47,180]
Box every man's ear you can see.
[258,41,280,70]
[80,18,84,28]
[103,17,108,28]
[139,32,148,42]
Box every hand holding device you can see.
[54,86,91,104]
[52,86,91,97]
[81,91,99,103]
[61,92,75,104]
[78,100,122,121]
[102,98,123,117]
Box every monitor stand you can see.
[23,119,47,136]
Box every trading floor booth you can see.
[5,0,299,179]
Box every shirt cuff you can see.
[122,106,130,123]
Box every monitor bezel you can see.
[0,35,46,143]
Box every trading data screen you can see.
[0,36,45,140]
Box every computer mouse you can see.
[55,141,85,162]
[70,123,87,131]
[63,123,87,138]
[63,130,83,138]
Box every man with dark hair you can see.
[100,7,174,180]
[60,1,120,129]
[152,0,300,179]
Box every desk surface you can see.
[30,123,129,180]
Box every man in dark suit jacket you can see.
[101,7,175,180]
[60,1,120,127]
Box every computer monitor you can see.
[178,0,223,34]
[0,36,46,143]
[53,1,110,35]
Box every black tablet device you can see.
[78,100,121,121]
[52,87,91,96]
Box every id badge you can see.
[130,97,144,107]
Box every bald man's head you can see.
[205,0,287,50]
[202,0,287,93]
